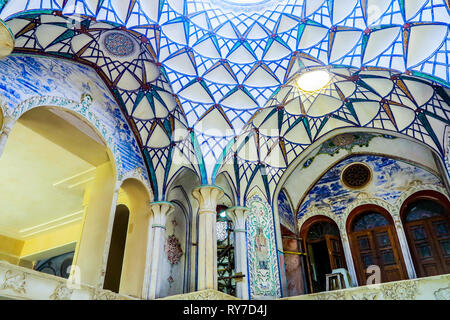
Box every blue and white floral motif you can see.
[277,190,296,233]
[246,195,281,299]
[0,55,147,180]
[298,155,444,218]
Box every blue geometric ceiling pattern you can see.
[216,66,450,205]
[0,0,449,201]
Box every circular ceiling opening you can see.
[214,0,282,10]
[223,0,267,3]
[341,163,372,189]
[296,70,331,93]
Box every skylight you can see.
[296,70,331,93]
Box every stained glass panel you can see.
[358,236,370,251]
[353,212,390,232]
[307,222,340,241]
[405,200,446,222]
[440,240,450,257]
[376,232,390,249]
[418,244,433,258]
[433,221,449,237]
[362,254,374,268]
[381,250,395,266]
[412,226,427,241]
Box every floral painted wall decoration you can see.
[246,194,281,299]
[0,55,147,179]
[298,154,445,218]
[277,190,296,233]
[165,235,183,265]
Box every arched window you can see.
[401,192,450,277]
[347,206,407,285]
[300,217,346,293]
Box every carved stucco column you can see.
[0,116,14,158]
[192,185,224,291]
[148,201,175,299]
[340,232,359,286]
[227,206,250,300]
[392,215,417,279]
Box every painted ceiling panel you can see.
[0,0,449,199]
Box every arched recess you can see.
[299,216,347,293]
[271,127,450,277]
[346,204,409,285]
[277,189,306,297]
[165,167,200,294]
[111,177,152,298]
[156,199,190,298]
[215,172,237,208]
[0,105,118,288]
[400,190,450,278]
[275,129,450,289]
[275,127,450,210]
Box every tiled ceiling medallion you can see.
[101,30,138,60]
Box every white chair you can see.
[331,268,352,289]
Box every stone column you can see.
[148,201,174,299]
[143,204,154,299]
[340,232,359,287]
[393,217,417,279]
[227,206,250,299]
[0,116,14,158]
[192,185,224,291]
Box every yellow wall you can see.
[116,179,151,299]
[0,234,24,264]
[73,161,116,287]
[0,222,80,266]
[21,223,81,258]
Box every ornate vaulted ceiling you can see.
[0,0,449,202]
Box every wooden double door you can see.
[350,225,407,285]
[404,216,450,277]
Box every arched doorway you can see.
[216,205,236,296]
[281,225,306,296]
[401,191,450,277]
[0,106,116,286]
[300,217,346,293]
[103,204,130,293]
[116,178,152,298]
[347,205,407,285]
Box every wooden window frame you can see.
[400,190,450,277]
[346,204,408,285]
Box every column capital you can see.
[192,185,224,214]
[149,201,175,225]
[226,206,250,230]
